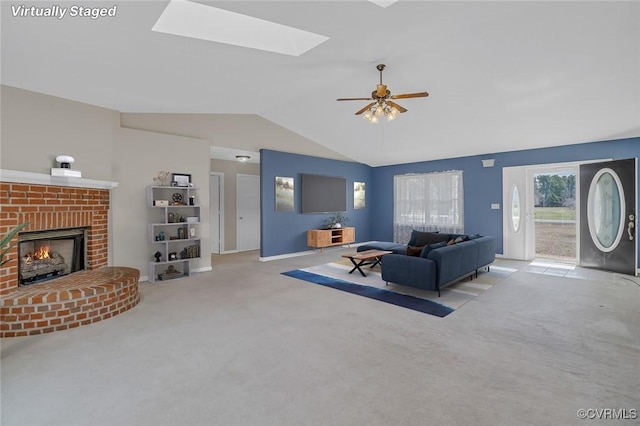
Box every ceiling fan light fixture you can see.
[386,106,399,121]
[362,101,401,123]
[338,64,428,123]
[363,109,379,123]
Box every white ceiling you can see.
[2,1,639,166]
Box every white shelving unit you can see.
[147,185,201,282]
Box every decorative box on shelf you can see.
[156,265,184,281]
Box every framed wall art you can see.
[354,182,365,209]
[172,173,192,187]
[275,176,294,212]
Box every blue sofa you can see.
[357,232,496,296]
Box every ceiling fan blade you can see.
[390,92,429,99]
[337,97,373,101]
[387,100,407,113]
[376,84,387,98]
[355,102,376,115]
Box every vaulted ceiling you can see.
[2,1,638,166]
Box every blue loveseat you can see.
[357,232,496,296]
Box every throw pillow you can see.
[408,229,436,246]
[408,230,419,246]
[420,241,447,258]
[454,235,469,243]
[408,230,446,246]
[468,234,482,240]
[406,245,423,256]
[414,232,449,247]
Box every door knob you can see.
[628,221,635,240]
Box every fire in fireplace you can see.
[18,228,87,286]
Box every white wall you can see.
[121,113,351,162]
[113,128,211,279]
[0,85,117,180]
[1,86,212,279]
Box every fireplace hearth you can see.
[18,228,86,286]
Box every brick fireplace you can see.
[0,171,140,337]
[0,181,109,295]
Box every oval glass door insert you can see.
[587,168,625,252]
[511,185,521,232]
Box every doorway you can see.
[533,169,577,262]
[236,174,260,252]
[210,172,223,254]
[503,158,637,275]
[504,162,580,262]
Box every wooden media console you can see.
[307,227,355,251]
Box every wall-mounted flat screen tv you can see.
[301,174,347,213]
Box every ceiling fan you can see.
[337,64,428,122]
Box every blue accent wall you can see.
[370,138,639,262]
[260,149,372,257]
[261,139,639,267]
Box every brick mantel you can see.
[0,171,118,296]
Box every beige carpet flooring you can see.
[2,248,639,426]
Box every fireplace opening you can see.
[18,228,87,286]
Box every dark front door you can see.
[579,158,637,275]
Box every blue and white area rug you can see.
[282,260,515,318]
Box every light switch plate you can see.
[491,203,500,210]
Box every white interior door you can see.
[237,174,260,252]
[503,166,535,260]
[210,173,223,254]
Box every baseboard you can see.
[259,250,316,262]
[139,266,212,283]
[219,250,240,255]
[259,243,372,262]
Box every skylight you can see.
[152,0,329,56]
[368,0,399,8]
